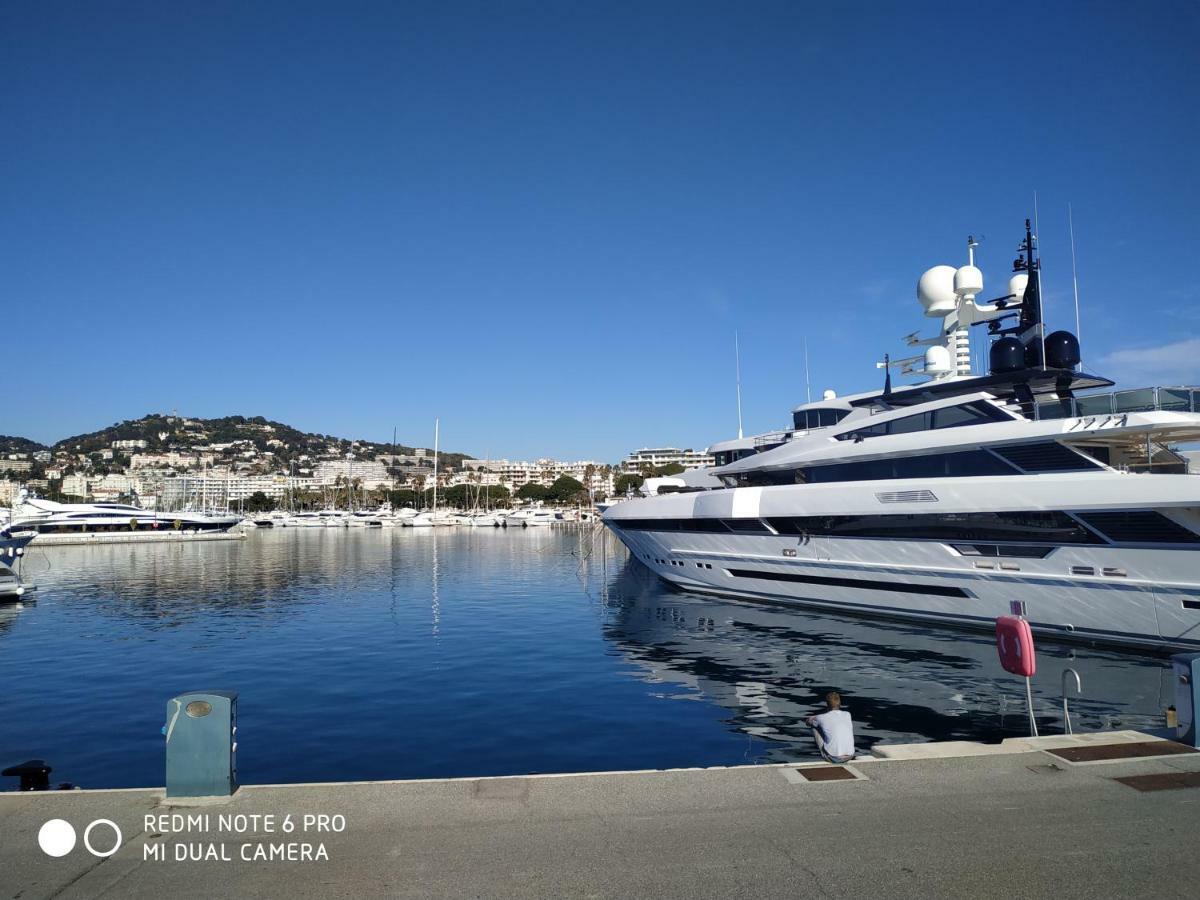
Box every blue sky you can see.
[4,1,1197,460]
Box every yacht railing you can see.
[1033,386,1200,421]
[753,424,842,449]
[753,430,793,449]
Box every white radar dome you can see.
[822,389,837,400]
[918,265,958,317]
[1008,273,1029,303]
[924,345,952,376]
[954,264,983,298]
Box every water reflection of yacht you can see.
[603,561,1171,758]
[605,222,1200,652]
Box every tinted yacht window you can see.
[837,401,1009,441]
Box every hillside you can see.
[0,435,48,455]
[50,414,475,468]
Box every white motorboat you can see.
[504,508,561,527]
[604,221,1200,652]
[467,513,503,527]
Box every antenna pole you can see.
[1033,193,1046,370]
[804,336,812,405]
[734,331,744,439]
[1068,203,1082,367]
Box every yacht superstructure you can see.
[604,221,1200,651]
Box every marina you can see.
[0,526,1182,791]
[4,4,1198,895]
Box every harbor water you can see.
[0,527,1174,789]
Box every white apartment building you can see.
[61,473,135,501]
[129,451,210,471]
[621,447,715,473]
[156,475,323,510]
[459,459,613,495]
[112,439,149,451]
[60,473,90,498]
[312,459,391,489]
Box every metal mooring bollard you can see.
[164,691,239,798]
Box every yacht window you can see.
[887,412,930,435]
[990,442,1100,473]
[722,518,772,534]
[792,408,851,430]
[803,450,1018,484]
[766,511,1104,544]
[1075,511,1200,545]
[739,468,806,487]
[837,402,1008,441]
[951,544,1055,559]
[932,403,1002,429]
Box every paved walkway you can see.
[2,733,1198,899]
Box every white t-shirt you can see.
[813,709,855,759]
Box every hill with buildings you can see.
[1,413,711,509]
[0,435,48,455]
[50,413,474,469]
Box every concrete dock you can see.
[2,731,1198,899]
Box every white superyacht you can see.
[604,221,1200,652]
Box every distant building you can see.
[312,459,391,489]
[112,439,149,451]
[59,473,134,501]
[621,447,714,473]
[60,474,89,498]
[0,459,33,474]
[155,474,322,509]
[459,458,612,495]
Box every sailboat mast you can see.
[432,418,439,513]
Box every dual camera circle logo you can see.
[38,818,123,858]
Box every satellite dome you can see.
[822,389,837,400]
[924,345,952,376]
[918,266,957,317]
[1008,273,1029,304]
[1044,330,1081,370]
[990,336,1025,374]
[954,264,984,298]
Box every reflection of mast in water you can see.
[430,535,440,637]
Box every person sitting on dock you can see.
[807,692,855,763]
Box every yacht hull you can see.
[604,476,1200,652]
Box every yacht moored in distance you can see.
[8,492,242,545]
[504,508,561,527]
[604,221,1200,652]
